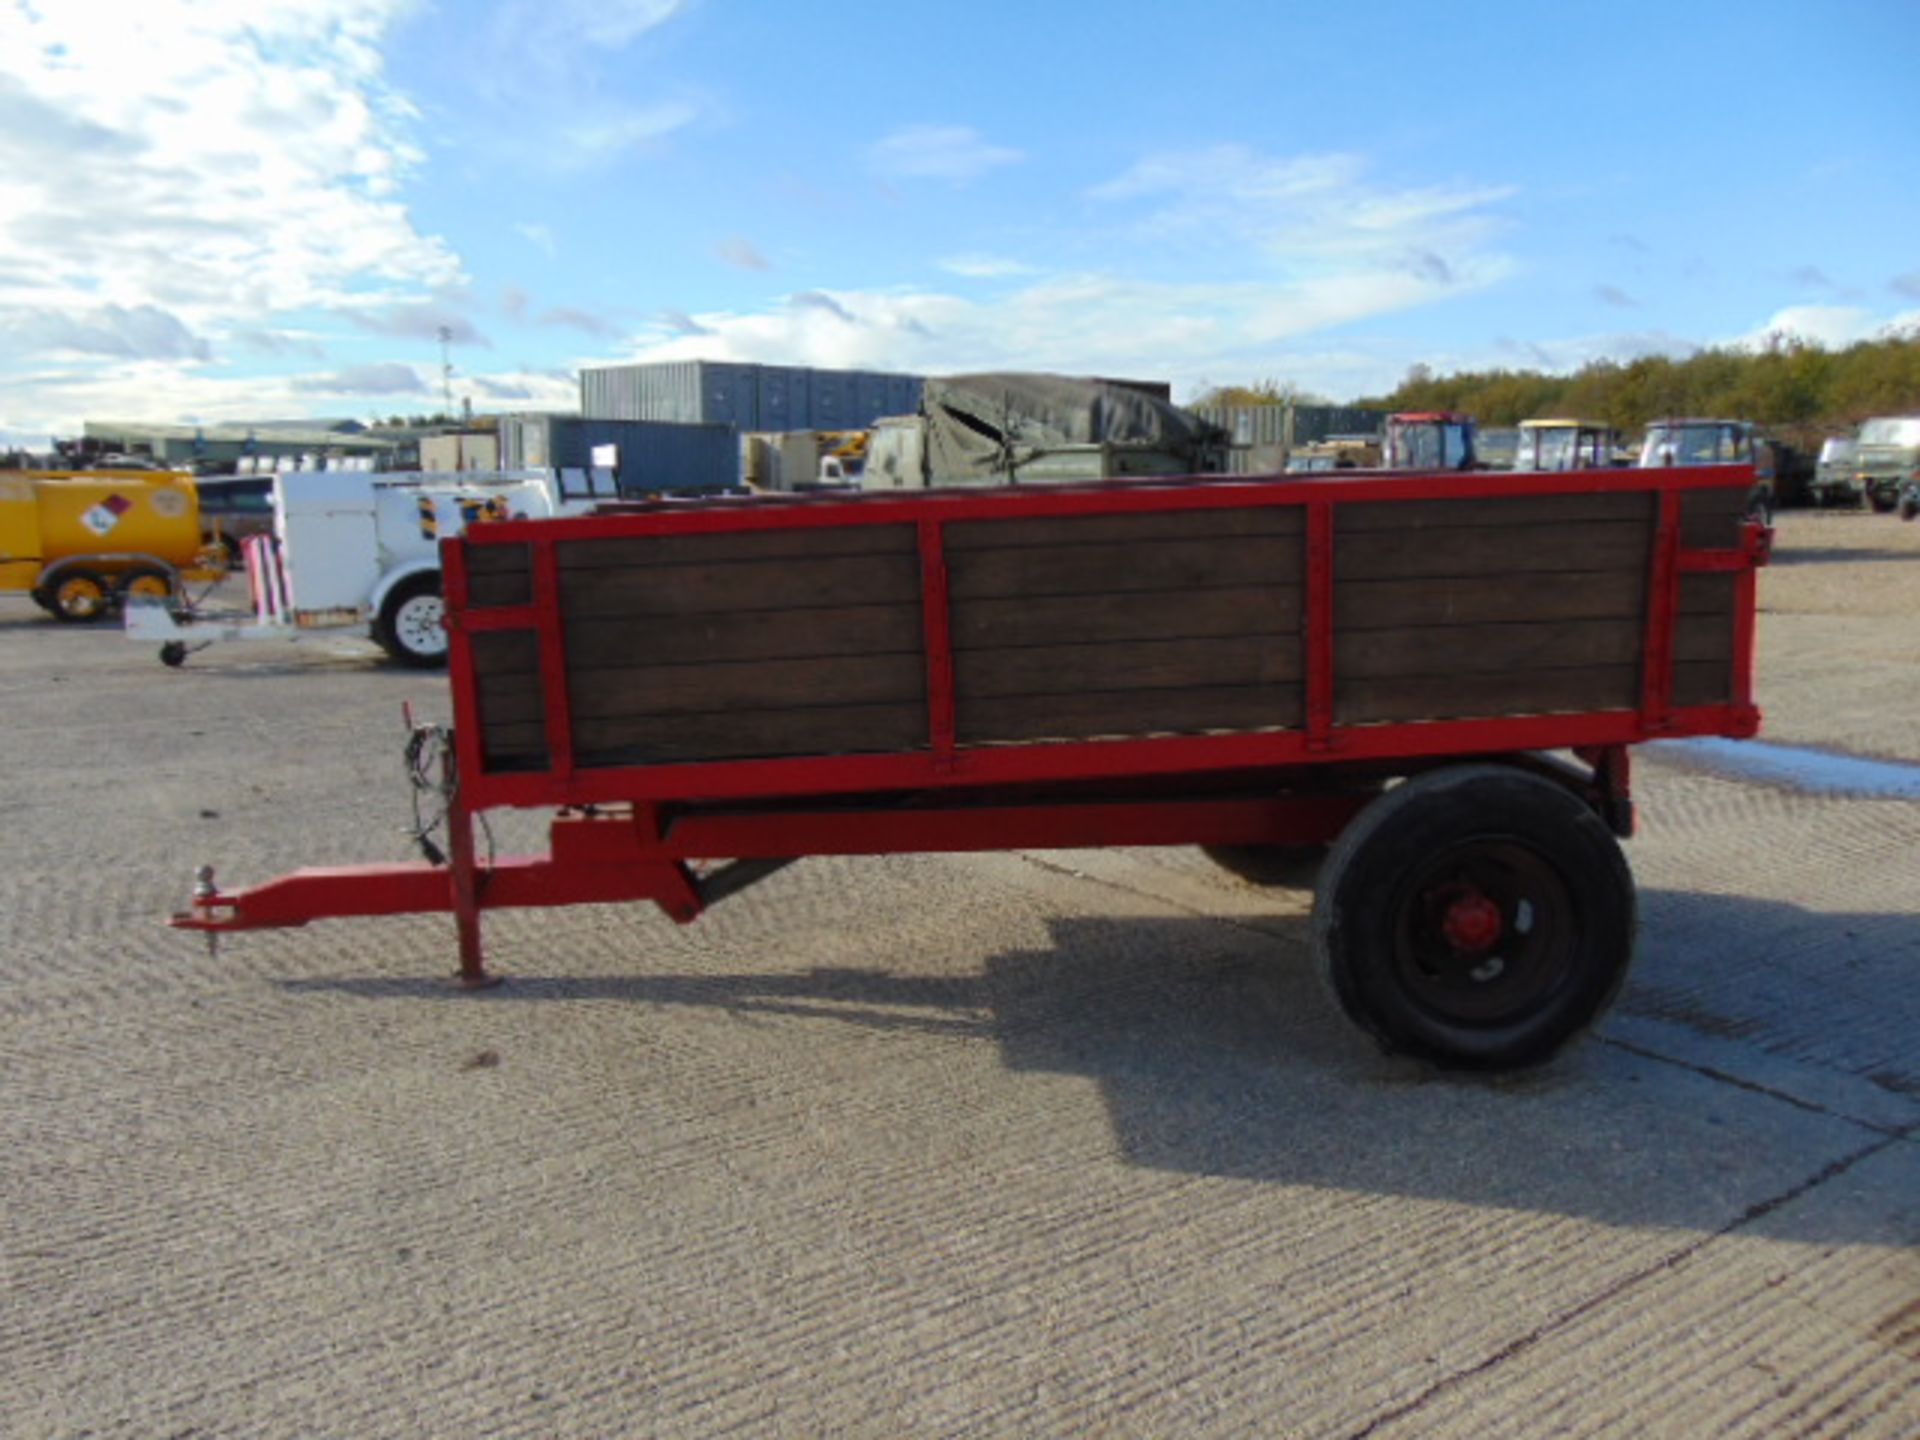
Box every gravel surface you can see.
[1,508,1914,1438]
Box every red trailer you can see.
[176,464,1769,1069]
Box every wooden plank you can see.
[948,536,1300,600]
[1337,570,1644,631]
[945,506,1301,551]
[1674,613,1734,664]
[467,542,530,574]
[559,652,927,721]
[1679,572,1737,617]
[1337,667,1640,724]
[470,629,539,680]
[560,552,923,619]
[955,635,1303,700]
[1672,659,1732,708]
[557,524,917,571]
[958,685,1302,744]
[1338,619,1643,678]
[1680,485,1751,550]
[1335,520,1649,580]
[564,604,924,669]
[953,586,1299,650]
[1337,491,1654,532]
[559,702,930,766]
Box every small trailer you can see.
[128,468,620,666]
[174,464,1769,1069]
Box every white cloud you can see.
[716,237,773,272]
[938,254,1037,279]
[868,125,1023,183]
[1725,305,1920,351]
[0,1,463,433]
[291,362,428,396]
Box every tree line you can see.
[1203,335,1920,442]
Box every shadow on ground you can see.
[282,886,1920,1242]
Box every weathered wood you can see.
[1678,572,1737,617]
[557,653,927,721]
[472,631,546,767]
[1337,491,1653,532]
[1679,485,1751,550]
[560,553,923,619]
[557,524,917,571]
[955,635,1302,700]
[1337,667,1640,724]
[561,702,930,765]
[958,685,1302,744]
[953,586,1299,650]
[565,605,924,669]
[1337,570,1644,631]
[1335,521,1650,580]
[945,506,1301,551]
[1672,659,1732,707]
[1338,619,1642,678]
[948,536,1300,600]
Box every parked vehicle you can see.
[167,464,1767,1071]
[1638,419,1774,520]
[1513,419,1618,471]
[1851,415,1920,512]
[128,468,617,666]
[1285,436,1381,471]
[1811,437,1861,507]
[194,475,277,560]
[1382,412,1476,469]
[0,470,225,621]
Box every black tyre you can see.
[1310,764,1636,1070]
[1869,489,1898,514]
[117,566,174,607]
[47,569,112,623]
[159,642,188,668]
[374,573,449,668]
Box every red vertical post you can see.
[917,519,957,766]
[440,537,490,794]
[1640,489,1681,730]
[444,750,498,987]
[1730,522,1761,717]
[1305,501,1335,749]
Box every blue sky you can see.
[2,0,1916,443]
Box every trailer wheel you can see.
[1310,764,1635,1070]
[375,574,449,668]
[48,569,112,623]
[118,566,174,606]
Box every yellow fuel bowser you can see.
[0,470,227,621]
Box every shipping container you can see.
[580,361,923,430]
[499,415,737,492]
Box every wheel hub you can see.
[1441,890,1503,952]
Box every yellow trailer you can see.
[0,470,227,621]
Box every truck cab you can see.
[1637,418,1772,520]
[1383,412,1476,470]
[1851,415,1920,512]
[1514,419,1618,471]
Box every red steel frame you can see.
[178,465,1769,985]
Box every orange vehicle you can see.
[0,470,226,621]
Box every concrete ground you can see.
[0,508,1915,1438]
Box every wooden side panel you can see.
[471,630,546,771]
[945,506,1303,744]
[550,524,926,767]
[1333,492,1656,724]
[1673,571,1740,705]
[466,543,531,608]
[1680,485,1752,550]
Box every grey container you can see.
[581,361,924,430]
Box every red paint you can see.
[1442,891,1504,952]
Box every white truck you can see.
[128,468,618,666]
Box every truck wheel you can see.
[1310,765,1635,1070]
[374,574,449,668]
[118,566,173,606]
[1869,490,1898,514]
[48,569,111,623]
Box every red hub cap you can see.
[1442,891,1504,952]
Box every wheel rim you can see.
[56,576,107,618]
[1389,838,1576,1028]
[124,574,170,601]
[394,594,447,658]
